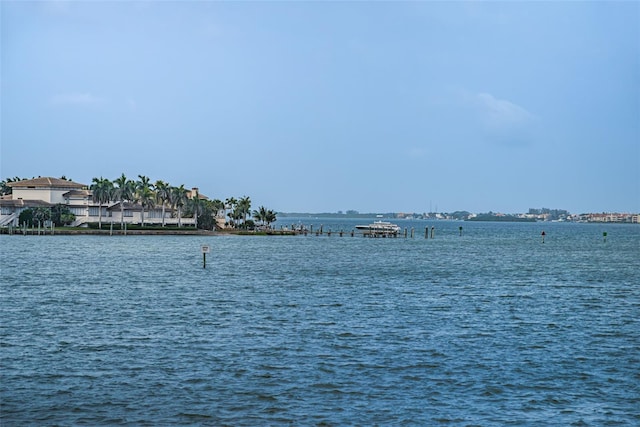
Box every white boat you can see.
[355,221,401,235]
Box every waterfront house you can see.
[0,177,195,227]
[0,177,84,226]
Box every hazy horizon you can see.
[2,2,638,214]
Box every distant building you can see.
[186,187,208,201]
[0,177,196,227]
[583,213,637,223]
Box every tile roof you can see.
[107,201,144,211]
[0,199,54,208]
[63,190,92,197]
[8,177,86,188]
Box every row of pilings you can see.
[290,225,439,238]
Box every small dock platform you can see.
[282,225,419,238]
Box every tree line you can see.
[17,205,75,228]
[1,175,278,231]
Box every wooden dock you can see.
[283,225,429,238]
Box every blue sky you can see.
[2,1,638,214]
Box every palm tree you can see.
[265,209,277,227]
[90,177,113,229]
[154,180,171,227]
[113,173,135,230]
[252,206,277,228]
[0,180,11,196]
[237,196,251,227]
[137,174,151,191]
[187,192,204,229]
[253,206,268,226]
[230,207,243,228]
[1,176,26,196]
[136,175,154,227]
[137,186,155,227]
[210,199,224,228]
[171,185,188,227]
[224,197,236,228]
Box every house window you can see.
[89,207,100,216]
[124,210,133,217]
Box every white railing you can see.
[0,213,17,227]
[71,216,196,226]
[70,218,85,227]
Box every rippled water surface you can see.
[2,220,639,425]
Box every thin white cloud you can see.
[476,92,535,130]
[50,92,104,107]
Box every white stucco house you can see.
[0,177,195,227]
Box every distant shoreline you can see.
[0,228,216,236]
[466,215,536,223]
[0,228,301,236]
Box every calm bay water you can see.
[1,220,639,425]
